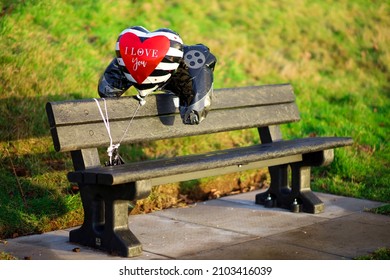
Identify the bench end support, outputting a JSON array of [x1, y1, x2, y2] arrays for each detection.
[[255, 159, 326, 214], [70, 183, 143, 257]]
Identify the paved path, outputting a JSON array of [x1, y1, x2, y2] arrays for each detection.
[[1, 190, 389, 260]]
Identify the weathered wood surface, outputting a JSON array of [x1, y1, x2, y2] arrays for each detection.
[[46, 84, 300, 152], [68, 137, 353, 185]]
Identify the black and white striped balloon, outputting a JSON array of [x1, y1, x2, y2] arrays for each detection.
[[116, 26, 183, 97]]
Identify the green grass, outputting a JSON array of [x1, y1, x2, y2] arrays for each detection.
[[0, 0, 389, 240], [0, 251, 17, 260], [355, 247, 390, 260], [368, 204, 390, 216]]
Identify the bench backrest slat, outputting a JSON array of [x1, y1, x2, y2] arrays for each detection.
[[46, 84, 300, 152]]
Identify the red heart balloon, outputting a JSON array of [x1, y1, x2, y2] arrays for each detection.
[[115, 27, 183, 96], [118, 32, 170, 84]]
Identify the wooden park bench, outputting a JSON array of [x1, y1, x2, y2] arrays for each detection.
[[45, 84, 353, 257]]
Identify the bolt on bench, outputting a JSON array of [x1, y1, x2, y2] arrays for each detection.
[[46, 84, 353, 257]]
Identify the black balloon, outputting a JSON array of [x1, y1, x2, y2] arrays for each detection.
[[98, 26, 217, 125], [163, 44, 216, 124]]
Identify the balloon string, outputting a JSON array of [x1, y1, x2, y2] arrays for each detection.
[[94, 98, 142, 165], [94, 98, 116, 165], [119, 102, 141, 144]]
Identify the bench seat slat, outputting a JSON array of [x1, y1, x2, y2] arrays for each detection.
[[68, 136, 353, 185]]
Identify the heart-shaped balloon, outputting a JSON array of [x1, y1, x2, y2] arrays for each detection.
[[116, 26, 183, 96]]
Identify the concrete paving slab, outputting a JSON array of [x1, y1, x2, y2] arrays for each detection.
[[312, 193, 386, 219], [0, 190, 388, 260], [180, 237, 346, 260], [221, 191, 385, 218], [130, 213, 256, 259], [154, 200, 328, 237], [0, 230, 125, 260], [267, 212, 390, 259]]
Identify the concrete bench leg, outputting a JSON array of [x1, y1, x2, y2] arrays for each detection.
[[255, 162, 324, 214], [69, 183, 142, 257]]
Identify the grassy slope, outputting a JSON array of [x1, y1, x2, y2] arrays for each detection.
[[0, 0, 389, 238]]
